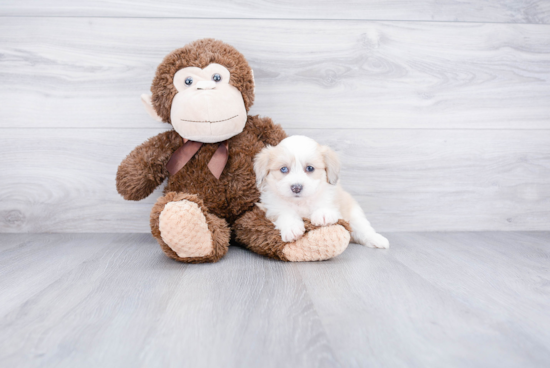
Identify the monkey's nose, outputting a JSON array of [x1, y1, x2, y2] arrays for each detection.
[[291, 184, 303, 194], [196, 81, 216, 90]]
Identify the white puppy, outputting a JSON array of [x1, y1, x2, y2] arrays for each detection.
[[254, 135, 389, 248]]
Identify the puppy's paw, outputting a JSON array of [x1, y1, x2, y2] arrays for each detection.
[[275, 215, 306, 242], [311, 209, 340, 226], [367, 233, 390, 249], [280, 222, 306, 243], [352, 231, 390, 249]]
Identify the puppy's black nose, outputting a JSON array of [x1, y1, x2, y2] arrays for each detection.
[[291, 184, 303, 194]]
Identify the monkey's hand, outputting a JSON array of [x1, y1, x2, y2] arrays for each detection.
[[116, 130, 180, 201]]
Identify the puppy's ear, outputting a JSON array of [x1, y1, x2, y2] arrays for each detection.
[[322, 145, 341, 185], [254, 146, 274, 188]]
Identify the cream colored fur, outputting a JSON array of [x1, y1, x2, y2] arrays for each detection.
[[254, 135, 389, 249], [159, 200, 213, 257], [282, 224, 350, 261]]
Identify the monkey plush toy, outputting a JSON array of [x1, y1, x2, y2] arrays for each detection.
[[116, 39, 351, 263]]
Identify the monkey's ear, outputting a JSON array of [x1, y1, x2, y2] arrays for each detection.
[[251, 69, 255, 95], [322, 145, 341, 185], [140, 94, 163, 122]]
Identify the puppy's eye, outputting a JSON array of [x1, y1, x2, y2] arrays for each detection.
[[280, 167, 289, 174], [212, 73, 222, 82], [306, 166, 315, 172], [184, 77, 193, 86]]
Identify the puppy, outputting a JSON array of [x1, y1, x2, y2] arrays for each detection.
[[254, 135, 389, 248]]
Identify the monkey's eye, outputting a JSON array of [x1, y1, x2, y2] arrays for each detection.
[[280, 167, 289, 174], [184, 77, 193, 86], [306, 166, 315, 172], [212, 73, 222, 82]]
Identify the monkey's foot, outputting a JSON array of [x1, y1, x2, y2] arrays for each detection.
[[233, 206, 351, 262], [151, 192, 230, 263], [159, 199, 213, 258], [282, 224, 350, 262]]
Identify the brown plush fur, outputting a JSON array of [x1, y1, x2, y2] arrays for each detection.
[[233, 206, 352, 261], [150, 192, 230, 263], [116, 132, 180, 201], [151, 38, 255, 124], [116, 115, 287, 221], [116, 38, 352, 263]]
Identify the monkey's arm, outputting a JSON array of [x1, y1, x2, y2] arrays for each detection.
[[248, 115, 287, 147], [116, 130, 181, 201]]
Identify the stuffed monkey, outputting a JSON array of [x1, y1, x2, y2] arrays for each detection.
[[116, 39, 351, 263]]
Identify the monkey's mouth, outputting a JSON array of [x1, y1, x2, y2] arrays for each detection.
[[180, 115, 238, 124]]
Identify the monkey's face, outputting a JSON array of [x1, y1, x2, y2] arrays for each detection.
[[169, 63, 247, 143], [144, 39, 255, 141]]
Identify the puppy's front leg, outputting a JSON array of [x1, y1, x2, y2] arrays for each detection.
[[275, 213, 305, 242], [311, 208, 341, 227]]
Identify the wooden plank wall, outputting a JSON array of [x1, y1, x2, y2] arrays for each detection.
[[1, 2, 549, 233]]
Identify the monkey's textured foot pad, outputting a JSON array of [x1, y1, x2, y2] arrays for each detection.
[[282, 225, 350, 262], [234, 206, 352, 262], [151, 192, 230, 263], [159, 200, 212, 258]]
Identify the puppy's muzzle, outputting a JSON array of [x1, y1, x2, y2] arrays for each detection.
[[291, 184, 303, 194]]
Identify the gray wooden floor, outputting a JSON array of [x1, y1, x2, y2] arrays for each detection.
[[1, 232, 549, 368]]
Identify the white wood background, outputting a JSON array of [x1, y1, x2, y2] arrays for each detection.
[[1, 2, 549, 232]]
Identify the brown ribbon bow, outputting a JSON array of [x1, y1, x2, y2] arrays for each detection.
[[166, 139, 229, 179]]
